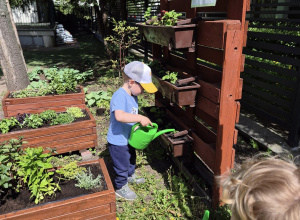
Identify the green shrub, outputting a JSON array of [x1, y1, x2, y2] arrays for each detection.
[[56, 161, 86, 180], [0, 117, 20, 133], [50, 113, 74, 125], [75, 167, 102, 190], [23, 114, 43, 129], [85, 91, 111, 107], [162, 71, 178, 84], [40, 110, 57, 121], [66, 107, 85, 118], [17, 147, 59, 204]]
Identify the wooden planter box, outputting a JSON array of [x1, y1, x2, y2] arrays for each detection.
[[143, 107, 193, 157], [0, 158, 116, 220], [2, 86, 86, 117], [153, 72, 200, 107], [0, 109, 97, 154], [136, 22, 196, 51]]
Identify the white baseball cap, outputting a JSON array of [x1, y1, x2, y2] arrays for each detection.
[[123, 61, 158, 93]]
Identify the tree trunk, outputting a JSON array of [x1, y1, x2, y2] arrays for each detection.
[[0, 0, 30, 91]]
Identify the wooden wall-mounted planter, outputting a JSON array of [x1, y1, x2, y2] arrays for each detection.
[[0, 159, 116, 220], [0, 109, 97, 154], [2, 86, 86, 117], [143, 107, 194, 157], [153, 72, 200, 107], [137, 22, 196, 51]]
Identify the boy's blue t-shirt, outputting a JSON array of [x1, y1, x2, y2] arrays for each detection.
[[107, 88, 138, 145]]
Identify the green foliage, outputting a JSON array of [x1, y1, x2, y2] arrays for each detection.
[[162, 71, 178, 84], [56, 161, 86, 180], [66, 107, 85, 118], [24, 114, 43, 129], [0, 117, 20, 134], [49, 154, 82, 167], [85, 91, 111, 107], [250, 139, 259, 149], [105, 18, 140, 76], [75, 167, 102, 190], [144, 9, 182, 26], [27, 67, 42, 81], [50, 113, 74, 125], [0, 138, 25, 192], [17, 147, 60, 204], [39, 110, 57, 121]]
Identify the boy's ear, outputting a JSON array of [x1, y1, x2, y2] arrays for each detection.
[[128, 79, 135, 85]]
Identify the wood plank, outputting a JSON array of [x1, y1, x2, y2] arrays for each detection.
[[41, 141, 95, 154], [5, 105, 87, 117], [48, 204, 112, 220], [235, 101, 241, 124], [6, 99, 86, 111], [195, 108, 218, 132], [87, 212, 116, 220], [196, 63, 222, 83], [247, 31, 300, 44], [195, 0, 227, 12], [197, 46, 223, 66], [195, 96, 219, 119], [243, 21, 249, 47], [168, 0, 197, 18], [236, 78, 243, 100], [240, 54, 245, 72], [197, 21, 226, 49], [198, 80, 220, 104], [194, 119, 216, 146], [4, 86, 85, 105]]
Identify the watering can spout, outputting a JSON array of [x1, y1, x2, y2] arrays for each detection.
[[153, 128, 175, 140]]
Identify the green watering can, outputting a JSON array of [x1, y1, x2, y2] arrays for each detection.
[[129, 123, 175, 150]]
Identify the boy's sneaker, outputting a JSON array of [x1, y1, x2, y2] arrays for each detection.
[[128, 174, 145, 184], [115, 183, 137, 200]]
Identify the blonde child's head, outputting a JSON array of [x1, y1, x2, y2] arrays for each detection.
[[218, 157, 300, 220]]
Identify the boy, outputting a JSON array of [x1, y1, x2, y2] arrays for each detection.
[[218, 157, 300, 220], [107, 61, 158, 200]]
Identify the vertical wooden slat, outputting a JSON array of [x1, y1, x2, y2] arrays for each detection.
[[212, 27, 243, 207]]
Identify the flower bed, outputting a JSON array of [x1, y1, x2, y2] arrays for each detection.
[[0, 108, 96, 154], [143, 106, 193, 157], [2, 86, 86, 117], [0, 158, 116, 219]]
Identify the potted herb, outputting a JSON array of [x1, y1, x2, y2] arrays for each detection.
[[0, 139, 115, 219], [143, 106, 194, 157], [136, 8, 197, 51], [0, 107, 97, 154], [2, 67, 90, 117], [149, 60, 200, 107]]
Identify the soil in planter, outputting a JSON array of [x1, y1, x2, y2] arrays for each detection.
[[8, 109, 91, 133], [0, 163, 108, 215], [8, 87, 82, 98]]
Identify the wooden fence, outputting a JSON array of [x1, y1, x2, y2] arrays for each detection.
[[243, 1, 300, 146]]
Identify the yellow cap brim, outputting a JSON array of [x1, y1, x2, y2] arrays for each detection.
[[140, 83, 158, 93]]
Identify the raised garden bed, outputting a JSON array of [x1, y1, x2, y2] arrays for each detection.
[[0, 109, 96, 154], [143, 106, 194, 157], [2, 86, 86, 117], [137, 21, 196, 51], [0, 158, 116, 219], [152, 70, 200, 107]]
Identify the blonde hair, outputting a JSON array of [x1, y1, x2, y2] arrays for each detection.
[[218, 157, 300, 220]]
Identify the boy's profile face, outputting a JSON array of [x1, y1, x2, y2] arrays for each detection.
[[129, 80, 143, 96]]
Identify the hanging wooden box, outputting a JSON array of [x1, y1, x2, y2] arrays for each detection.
[[152, 72, 200, 107], [136, 22, 196, 51], [2, 86, 86, 117], [0, 108, 97, 154], [0, 159, 116, 220]]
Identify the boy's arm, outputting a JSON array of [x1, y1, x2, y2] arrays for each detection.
[[115, 110, 153, 127]]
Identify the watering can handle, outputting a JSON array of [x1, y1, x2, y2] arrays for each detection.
[[132, 123, 158, 132]]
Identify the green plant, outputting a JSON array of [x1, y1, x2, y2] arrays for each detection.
[[75, 167, 102, 190], [39, 110, 58, 121], [250, 139, 258, 149], [50, 113, 74, 125], [0, 117, 20, 133], [85, 91, 111, 107], [0, 138, 25, 192], [66, 107, 85, 118], [56, 161, 86, 180], [24, 114, 43, 129], [162, 71, 178, 84], [27, 67, 42, 81], [49, 154, 82, 167], [144, 9, 182, 26], [105, 18, 140, 77], [17, 147, 60, 204]]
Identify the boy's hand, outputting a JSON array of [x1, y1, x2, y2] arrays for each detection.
[[140, 116, 153, 127]]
